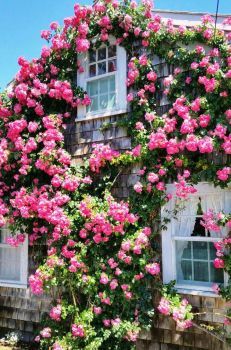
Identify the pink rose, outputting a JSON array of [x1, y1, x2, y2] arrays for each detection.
[[71, 324, 85, 337], [213, 258, 225, 269], [145, 262, 160, 275]]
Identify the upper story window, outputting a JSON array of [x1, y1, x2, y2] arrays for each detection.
[[77, 37, 127, 119], [0, 227, 28, 287], [87, 45, 117, 114], [162, 183, 230, 295]]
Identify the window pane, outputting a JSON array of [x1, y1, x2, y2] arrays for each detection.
[[99, 78, 108, 94], [108, 45, 116, 58], [0, 247, 21, 281], [98, 47, 106, 60], [181, 260, 193, 281], [109, 75, 115, 92], [193, 241, 208, 260], [209, 242, 217, 260], [210, 263, 224, 284], [108, 93, 116, 109], [0, 228, 9, 244], [88, 96, 98, 112], [89, 50, 96, 63], [181, 241, 192, 259], [108, 59, 117, 73], [99, 94, 109, 110], [89, 64, 96, 77], [98, 62, 107, 75], [194, 261, 209, 282], [87, 81, 98, 96], [0, 230, 4, 243]]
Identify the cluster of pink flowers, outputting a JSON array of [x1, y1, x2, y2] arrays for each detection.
[[89, 144, 120, 173], [5, 233, 25, 247], [0, 0, 230, 347], [200, 211, 231, 271], [71, 324, 85, 337], [200, 210, 223, 232], [216, 167, 231, 182], [29, 272, 45, 295], [158, 297, 193, 329], [49, 304, 62, 322], [40, 327, 52, 339], [145, 262, 160, 275]]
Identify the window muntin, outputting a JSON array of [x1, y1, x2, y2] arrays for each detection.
[[87, 45, 117, 114], [0, 227, 28, 286]]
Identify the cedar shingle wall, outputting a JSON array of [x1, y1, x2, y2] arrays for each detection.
[[0, 286, 51, 341]]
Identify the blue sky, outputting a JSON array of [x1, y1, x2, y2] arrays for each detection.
[[0, 0, 230, 91]]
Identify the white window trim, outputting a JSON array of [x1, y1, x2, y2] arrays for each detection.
[[161, 182, 230, 296], [77, 36, 127, 120], [0, 232, 28, 288]]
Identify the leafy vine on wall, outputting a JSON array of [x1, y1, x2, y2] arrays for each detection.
[[0, 1, 230, 349]]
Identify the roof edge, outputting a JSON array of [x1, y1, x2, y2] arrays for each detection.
[[153, 9, 231, 17]]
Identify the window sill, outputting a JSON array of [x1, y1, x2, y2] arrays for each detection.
[[176, 287, 221, 298], [76, 109, 127, 122], [0, 282, 28, 289]]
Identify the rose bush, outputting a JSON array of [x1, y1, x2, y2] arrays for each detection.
[[0, 0, 230, 348]]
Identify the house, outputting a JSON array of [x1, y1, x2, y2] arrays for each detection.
[[0, 8, 230, 350]]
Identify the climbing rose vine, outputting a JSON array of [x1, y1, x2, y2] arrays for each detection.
[[0, 0, 230, 348]]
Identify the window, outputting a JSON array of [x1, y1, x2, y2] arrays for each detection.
[[77, 37, 127, 119], [87, 45, 117, 113], [162, 183, 230, 294], [0, 227, 28, 287]]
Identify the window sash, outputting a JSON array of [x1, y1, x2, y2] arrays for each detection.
[[173, 236, 220, 242], [86, 71, 116, 83], [87, 46, 117, 78], [87, 75, 116, 114], [175, 240, 224, 285]]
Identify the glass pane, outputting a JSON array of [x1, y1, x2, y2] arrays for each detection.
[[89, 50, 96, 63], [98, 47, 106, 60], [108, 45, 116, 58], [88, 96, 98, 112], [193, 241, 208, 260], [108, 93, 116, 109], [87, 81, 98, 96], [0, 228, 8, 244], [108, 60, 117, 72], [180, 260, 193, 281], [181, 242, 191, 259], [98, 62, 106, 75], [0, 247, 21, 281], [0, 230, 3, 243], [194, 261, 209, 282], [99, 78, 108, 94], [209, 242, 217, 260], [99, 94, 109, 110], [89, 64, 96, 77], [109, 75, 115, 92], [210, 263, 224, 284]]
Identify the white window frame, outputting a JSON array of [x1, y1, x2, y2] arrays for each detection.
[[161, 182, 230, 296], [0, 227, 28, 288], [77, 36, 127, 120]]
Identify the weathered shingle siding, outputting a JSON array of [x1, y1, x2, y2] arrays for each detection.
[[65, 114, 131, 160], [0, 286, 51, 341]]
